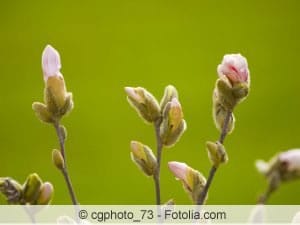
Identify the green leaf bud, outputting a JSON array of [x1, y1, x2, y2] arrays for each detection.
[[52, 149, 65, 170]]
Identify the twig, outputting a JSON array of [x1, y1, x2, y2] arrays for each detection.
[[197, 111, 232, 205], [153, 118, 163, 205], [257, 173, 279, 204], [54, 122, 78, 205]]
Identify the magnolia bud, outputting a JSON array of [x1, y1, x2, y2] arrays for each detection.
[[22, 173, 43, 204], [160, 85, 178, 112], [41, 45, 73, 119], [32, 102, 54, 123], [217, 53, 250, 86], [206, 141, 228, 167], [160, 98, 186, 147], [256, 149, 300, 195], [130, 141, 157, 176], [215, 53, 250, 111], [36, 182, 54, 205], [125, 87, 161, 123], [168, 162, 206, 204], [52, 149, 65, 170]]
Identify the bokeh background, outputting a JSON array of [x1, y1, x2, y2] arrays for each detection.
[[1, 0, 300, 204]]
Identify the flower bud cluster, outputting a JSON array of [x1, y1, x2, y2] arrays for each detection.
[[0, 174, 53, 205]]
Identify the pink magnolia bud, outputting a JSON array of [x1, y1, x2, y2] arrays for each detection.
[[278, 149, 300, 172], [42, 45, 62, 81], [217, 53, 249, 84], [168, 161, 206, 203]]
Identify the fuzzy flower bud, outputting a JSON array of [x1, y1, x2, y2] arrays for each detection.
[[125, 87, 161, 123], [213, 54, 250, 113], [160, 98, 186, 147], [36, 182, 54, 205], [130, 141, 157, 176], [168, 161, 206, 203], [217, 53, 250, 85]]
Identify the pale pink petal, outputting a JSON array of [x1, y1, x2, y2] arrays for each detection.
[[217, 53, 249, 84], [168, 161, 188, 181], [42, 45, 61, 81]]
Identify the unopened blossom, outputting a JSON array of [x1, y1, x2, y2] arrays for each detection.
[[42, 45, 62, 81], [168, 161, 206, 203], [255, 149, 300, 181], [130, 141, 157, 176], [217, 53, 249, 85], [160, 98, 186, 147], [124, 87, 161, 123]]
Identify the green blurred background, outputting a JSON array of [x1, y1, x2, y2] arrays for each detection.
[[1, 0, 300, 204]]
